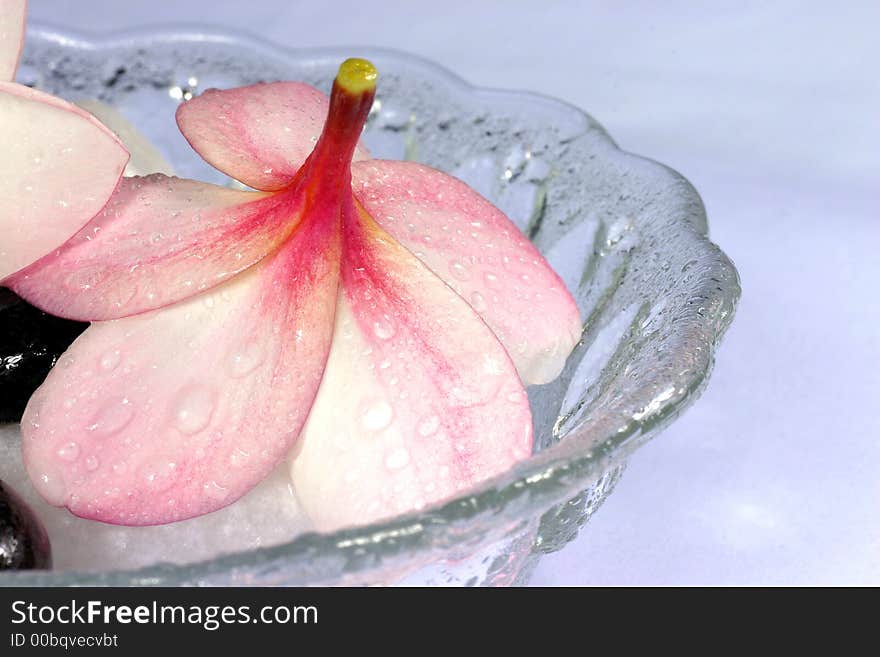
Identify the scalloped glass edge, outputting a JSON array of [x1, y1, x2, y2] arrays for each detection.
[[2, 24, 740, 586]]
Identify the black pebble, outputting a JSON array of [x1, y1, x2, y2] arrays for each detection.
[[0, 480, 52, 570], [0, 288, 87, 423]]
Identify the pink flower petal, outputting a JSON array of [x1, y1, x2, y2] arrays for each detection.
[[0, 81, 128, 280], [8, 175, 305, 320], [352, 160, 582, 384], [20, 213, 341, 525], [290, 209, 533, 531], [176, 82, 369, 192], [0, 0, 25, 81]]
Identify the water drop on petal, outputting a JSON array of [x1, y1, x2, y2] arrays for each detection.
[[99, 350, 121, 371], [203, 480, 230, 501], [226, 342, 264, 378], [140, 459, 177, 492], [171, 385, 216, 435], [384, 448, 410, 470], [56, 442, 80, 462], [417, 414, 440, 437], [89, 398, 134, 437], [469, 291, 487, 313], [373, 318, 396, 340], [361, 400, 393, 431], [448, 260, 471, 281], [229, 448, 251, 468]]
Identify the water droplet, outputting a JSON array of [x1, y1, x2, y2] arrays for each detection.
[[202, 295, 215, 309], [85, 455, 100, 471], [448, 260, 471, 281], [470, 291, 487, 313], [58, 442, 79, 463], [203, 480, 229, 501], [450, 368, 503, 406], [226, 342, 264, 378], [141, 460, 177, 492], [361, 400, 393, 431], [99, 350, 121, 371], [385, 448, 410, 470], [229, 448, 250, 468], [483, 271, 500, 289], [89, 398, 134, 436], [417, 415, 440, 437], [65, 267, 103, 291], [57, 442, 80, 462], [171, 385, 216, 435], [373, 318, 396, 340]]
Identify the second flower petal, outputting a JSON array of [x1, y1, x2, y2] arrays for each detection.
[[176, 82, 369, 192], [8, 175, 304, 320], [20, 213, 341, 525], [352, 160, 582, 384], [290, 208, 533, 531]]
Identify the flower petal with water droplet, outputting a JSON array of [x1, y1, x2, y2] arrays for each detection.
[[290, 208, 532, 531], [0, 81, 128, 281], [8, 175, 305, 320], [21, 213, 341, 525], [352, 160, 582, 384], [176, 82, 369, 192]]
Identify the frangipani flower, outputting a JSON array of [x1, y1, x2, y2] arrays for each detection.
[[0, 0, 128, 281], [9, 58, 582, 529]]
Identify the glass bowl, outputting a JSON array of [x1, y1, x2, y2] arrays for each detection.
[[2, 24, 739, 586]]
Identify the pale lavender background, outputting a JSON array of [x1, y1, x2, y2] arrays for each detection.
[[26, 0, 880, 585]]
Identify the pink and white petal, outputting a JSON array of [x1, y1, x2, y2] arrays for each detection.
[[20, 214, 341, 525], [0, 0, 26, 81], [352, 160, 582, 384], [176, 82, 369, 192], [290, 212, 532, 531], [8, 175, 303, 321], [0, 82, 128, 281]]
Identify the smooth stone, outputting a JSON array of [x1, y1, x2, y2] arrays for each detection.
[[0, 479, 52, 570], [0, 289, 87, 423]]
